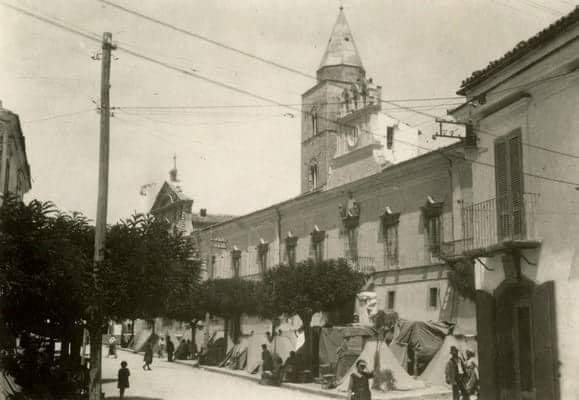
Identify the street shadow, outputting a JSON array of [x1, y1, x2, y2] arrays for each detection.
[[101, 378, 117, 384]]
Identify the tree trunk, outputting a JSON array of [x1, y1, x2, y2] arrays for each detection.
[[300, 313, 313, 370], [232, 314, 241, 344], [61, 335, 70, 361], [190, 320, 198, 355], [70, 326, 83, 365], [88, 327, 102, 400]]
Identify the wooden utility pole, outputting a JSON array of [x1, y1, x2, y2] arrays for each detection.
[[89, 31, 114, 400]]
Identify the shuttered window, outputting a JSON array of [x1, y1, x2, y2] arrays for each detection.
[[494, 129, 525, 240]]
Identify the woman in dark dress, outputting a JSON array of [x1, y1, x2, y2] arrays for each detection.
[[142, 342, 153, 370], [347, 360, 374, 400]]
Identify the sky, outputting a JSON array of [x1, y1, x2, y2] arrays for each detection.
[[0, 0, 576, 223]]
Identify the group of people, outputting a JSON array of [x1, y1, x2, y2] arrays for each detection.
[[259, 345, 301, 386], [445, 347, 479, 400]]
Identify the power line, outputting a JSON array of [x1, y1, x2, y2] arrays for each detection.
[[22, 109, 95, 123], [98, 0, 316, 81], [5, 2, 578, 188]]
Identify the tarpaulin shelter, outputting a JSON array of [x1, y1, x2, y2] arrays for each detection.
[[128, 328, 151, 352], [420, 334, 477, 387], [336, 340, 426, 392], [389, 320, 448, 375], [319, 326, 375, 380], [271, 331, 298, 363], [245, 333, 271, 374], [0, 371, 21, 400], [219, 342, 248, 370]]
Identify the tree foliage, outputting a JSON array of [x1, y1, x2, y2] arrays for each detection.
[[259, 258, 366, 322], [202, 278, 260, 319]]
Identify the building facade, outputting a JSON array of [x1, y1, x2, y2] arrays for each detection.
[[0, 103, 32, 204], [195, 8, 476, 347], [446, 7, 579, 400]]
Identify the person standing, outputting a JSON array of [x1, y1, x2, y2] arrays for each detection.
[[143, 341, 153, 371], [166, 336, 174, 362], [261, 344, 273, 373], [107, 336, 117, 359], [445, 346, 470, 400], [347, 360, 373, 400], [117, 361, 130, 399]]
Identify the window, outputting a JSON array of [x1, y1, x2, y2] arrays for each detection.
[[231, 249, 241, 278], [3, 160, 10, 195], [384, 224, 399, 269], [257, 242, 269, 274], [387, 291, 396, 310], [386, 126, 394, 150], [495, 129, 525, 240], [422, 198, 444, 259], [285, 237, 297, 266], [426, 214, 442, 257], [344, 227, 358, 261], [209, 255, 216, 279], [428, 287, 439, 309], [310, 164, 318, 190], [310, 107, 318, 135], [381, 208, 400, 269], [311, 228, 325, 264]]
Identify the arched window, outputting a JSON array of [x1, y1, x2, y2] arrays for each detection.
[[309, 163, 318, 190], [310, 106, 318, 135]]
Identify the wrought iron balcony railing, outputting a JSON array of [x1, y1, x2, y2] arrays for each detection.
[[346, 255, 376, 274], [442, 193, 540, 258]]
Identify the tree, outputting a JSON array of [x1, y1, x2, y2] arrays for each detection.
[[0, 197, 200, 398], [202, 278, 260, 343], [259, 258, 366, 369]]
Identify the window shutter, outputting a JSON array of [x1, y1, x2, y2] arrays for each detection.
[[476, 290, 498, 400], [508, 133, 524, 237], [532, 281, 560, 400], [494, 139, 509, 240]]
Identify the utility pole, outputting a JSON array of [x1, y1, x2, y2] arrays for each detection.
[[89, 31, 114, 400]]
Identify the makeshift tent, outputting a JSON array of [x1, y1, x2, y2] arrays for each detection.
[[420, 334, 477, 387], [271, 332, 297, 363], [0, 371, 22, 400], [336, 340, 425, 392], [245, 333, 270, 374], [318, 326, 375, 380], [219, 342, 248, 370], [129, 328, 153, 352], [390, 320, 448, 375]]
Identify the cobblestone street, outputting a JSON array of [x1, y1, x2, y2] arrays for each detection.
[[101, 349, 330, 400]]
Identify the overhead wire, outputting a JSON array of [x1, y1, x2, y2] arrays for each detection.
[[4, 1, 578, 188]]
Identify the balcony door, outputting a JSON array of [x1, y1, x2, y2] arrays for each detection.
[[495, 129, 525, 241]]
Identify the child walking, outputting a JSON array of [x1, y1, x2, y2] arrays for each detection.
[[118, 361, 130, 399]]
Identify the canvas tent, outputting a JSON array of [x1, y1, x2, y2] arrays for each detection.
[[219, 342, 248, 370], [420, 334, 477, 387], [389, 320, 448, 375], [319, 326, 375, 380], [0, 372, 21, 400], [128, 329, 158, 352], [271, 331, 297, 363], [245, 333, 271, 374], [337, 340, 425, 392]]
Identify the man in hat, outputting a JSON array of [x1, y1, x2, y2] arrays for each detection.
[[445, 346, 469, 400]]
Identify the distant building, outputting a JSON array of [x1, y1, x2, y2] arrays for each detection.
[[0, 102, 32, 204], [446, 7, 579, 400], [148, 159, 234, 234], [194, 8, 475, 348]]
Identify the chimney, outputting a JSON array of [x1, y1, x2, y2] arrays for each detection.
[[200, 208, 207, 217]]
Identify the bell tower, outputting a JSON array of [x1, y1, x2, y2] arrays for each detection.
[[301, 7, 366, 193]]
